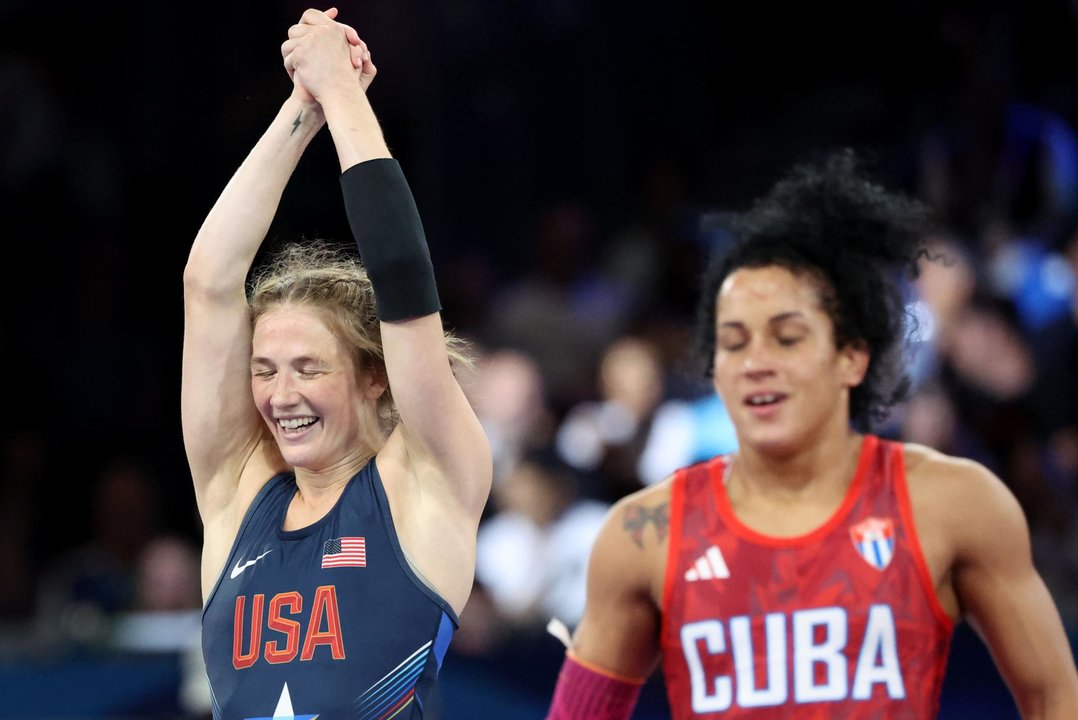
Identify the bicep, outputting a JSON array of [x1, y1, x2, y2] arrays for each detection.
[[954, 472, 1078, 715], [181, 293, 274, 515], [571, 513, 663, 680], [380, 314, 491, 514]]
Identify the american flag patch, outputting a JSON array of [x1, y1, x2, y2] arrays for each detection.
[[322, 537, 366, 568]]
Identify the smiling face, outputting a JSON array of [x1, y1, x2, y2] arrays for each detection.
[[251, 304, 383, 472], [712, 265, 868, 456]]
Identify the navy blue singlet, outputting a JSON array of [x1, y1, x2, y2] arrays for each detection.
[[202, 459, 457, 720]]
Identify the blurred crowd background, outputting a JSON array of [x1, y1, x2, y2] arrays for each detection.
[[2, 0, 1078, 717]]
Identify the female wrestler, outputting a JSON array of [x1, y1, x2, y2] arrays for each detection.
[[547, 154, 1078, 719], [182, 9, 490, 718]]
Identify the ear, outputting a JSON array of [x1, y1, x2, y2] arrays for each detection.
[[838, 340, 870, 389], [358, 366, 388, 401]]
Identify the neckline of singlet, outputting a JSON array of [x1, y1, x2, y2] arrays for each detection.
[[711, 434, 878, 549], [275, 460, 373, 540]]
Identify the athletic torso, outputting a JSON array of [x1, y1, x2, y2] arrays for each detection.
[[659, 435, 953, 719], [202, 459, 457, 720]]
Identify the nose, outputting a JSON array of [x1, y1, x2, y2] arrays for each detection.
[[741, 341, 776, 380], [269, 372, 300, 409]]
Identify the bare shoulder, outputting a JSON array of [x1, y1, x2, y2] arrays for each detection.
[[903, 442, 1014, 506], [588, 478, 675, 601], [902, 442, 1028, 554], [571, 479, 673, 678], [613, 478, 674, 549]]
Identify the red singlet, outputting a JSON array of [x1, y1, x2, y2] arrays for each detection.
[[660, 435, 953, 719]]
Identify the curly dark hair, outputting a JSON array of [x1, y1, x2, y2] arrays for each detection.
[[696, 151, 929, 430]]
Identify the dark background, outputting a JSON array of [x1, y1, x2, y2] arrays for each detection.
[[4, 0, 1074, 555], [2, 0, 1078, 717]]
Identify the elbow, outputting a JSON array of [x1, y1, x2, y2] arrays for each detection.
[[183, 254, 240, 304], [1014, 677, 1078, 720], [182, 261, 217, 301], [182, 248, 211, 291], [182, 259, 204, 293]]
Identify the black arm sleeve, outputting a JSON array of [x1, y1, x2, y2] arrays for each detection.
[[340, 158, 441, 321]]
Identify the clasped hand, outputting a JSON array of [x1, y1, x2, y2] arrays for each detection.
[[281, 7, 377, 104]]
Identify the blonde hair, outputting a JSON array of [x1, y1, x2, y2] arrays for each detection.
[[248, 241, 469, 433]]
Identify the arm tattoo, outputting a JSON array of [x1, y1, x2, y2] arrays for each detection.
[[622, 502, 669, 549], [291, 111, 303, 136]]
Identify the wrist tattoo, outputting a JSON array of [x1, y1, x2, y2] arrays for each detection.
[[291, 111, 303, 136], [623, 502, 669, 549]]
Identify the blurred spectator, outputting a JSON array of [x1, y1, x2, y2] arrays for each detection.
[[476, 448, 608, 629], [556, 336, 665, 501], [988, 234, 1076, 333], [907, 230, 1078, 622], [472, 349, 555, 485], [1031, 223, 1078, 473], [638, 394, 739, 486], [111, 536, 202, 654], [942, 300, 1036, 404], [902, 385, 960, 452], [486, 203, 630, 410], [131, 536, 208, 718], [133, 537, 201, 613], [1029, 229, 1078, 624], [936, 299, 1071, 564], [34, 457, 159, 648], [902, 238, 978, 397]]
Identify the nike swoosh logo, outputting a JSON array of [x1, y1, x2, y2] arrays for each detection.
[[230, 549, 273, 579]]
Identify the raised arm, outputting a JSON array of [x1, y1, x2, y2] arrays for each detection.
[[183, 8, 367, 594], [283, 12, 492, 518], [182, 94, 321, 510], [944, 460, 1078, 718]]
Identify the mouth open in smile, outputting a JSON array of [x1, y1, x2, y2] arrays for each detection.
[[277, 416, 320, 437], [743, 392, 788, 416]]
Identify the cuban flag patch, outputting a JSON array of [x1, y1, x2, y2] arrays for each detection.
[[849, 516, 896, 571]]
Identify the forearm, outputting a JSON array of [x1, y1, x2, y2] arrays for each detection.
[[319, 83, 391, 171], [185, 96, 325, 296]]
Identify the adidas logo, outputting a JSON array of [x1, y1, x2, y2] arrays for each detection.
[[685, 545, 730, 582]]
